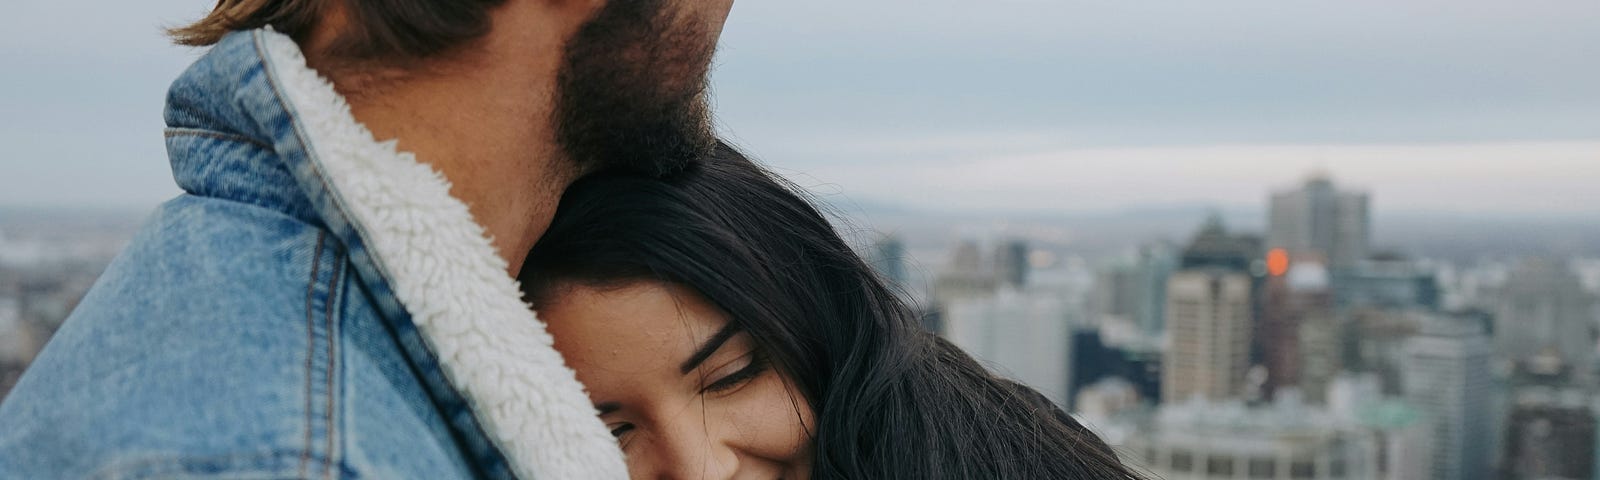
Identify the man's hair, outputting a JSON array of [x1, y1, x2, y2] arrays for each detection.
[[168, 0, 506, 63]]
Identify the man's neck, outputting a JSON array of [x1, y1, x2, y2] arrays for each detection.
[[324, 56, 572, 276]]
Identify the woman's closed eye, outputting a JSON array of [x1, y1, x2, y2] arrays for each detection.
[[609, 422, 635, 439], [703, 350, 770, 395], [597, 350, 770, 442]]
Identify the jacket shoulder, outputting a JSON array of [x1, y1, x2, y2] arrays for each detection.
[[0, 196, 346, 478]]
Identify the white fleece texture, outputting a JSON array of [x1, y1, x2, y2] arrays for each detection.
[[256, 29, 628, 479]]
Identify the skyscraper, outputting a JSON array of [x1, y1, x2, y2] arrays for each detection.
[[1494, 258, 1597, 377], [866, 234, 909, 287], [1267, 173, 1370, 269], [1135, 243, 1180, 336], [1181, 214, 1262, 272], [944, 288, 1072, 403], [1164, 269, 1254, 403], [932, 240, 997, 336], [1502, 387, 1596, 479], [993, 239, 1030, 288], [1402, 316, 1493, 480], [1093, 242, 1179, 337], [1259, 254, 1342, 403]]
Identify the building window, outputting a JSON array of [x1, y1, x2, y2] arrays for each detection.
[[1248, 457, 1275, 479], [1171, 450, 1194, 472], [1291, 459, 1316, 479], [1207, 456, 1235, 476]]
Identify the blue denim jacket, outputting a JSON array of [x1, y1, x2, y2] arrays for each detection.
[[0, 29, 624, 480]]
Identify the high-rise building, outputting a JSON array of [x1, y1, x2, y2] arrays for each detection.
[[1494, 258, 1596, 377], [865, 234, 909, 288], [1164, 269, 1254, 403], [1501, 387, 1596, 480], [1402, 316, 1493, 480], [1093, 242, 1179, 336], [1260, 255, 1342, 403], [1495, 351, 1597, 480], [1181, 214, 1263, 272], [931, 240, 997, 336], [1345, 308, 1425, 395], [1267, 173, 1370, 269], [944, 288, 1071, 403], [1134, 243, 1180, 335], [1093, 258, 1140, 323], [993, 239, 1029, 288]]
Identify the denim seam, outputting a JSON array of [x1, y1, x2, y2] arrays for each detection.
[[164, 128, 274, 151], [300, 231, 326, 479], [323, 254, 344, 480]]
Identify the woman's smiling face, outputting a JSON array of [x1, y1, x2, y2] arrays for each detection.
[[538, 281, 814, 480]]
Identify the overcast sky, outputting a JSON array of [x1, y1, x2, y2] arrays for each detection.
[[3, 0, 1597, 215]]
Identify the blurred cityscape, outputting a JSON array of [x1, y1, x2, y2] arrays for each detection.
[[0, 208, 144, 397], [852, 172, 1600, 480], [5, 172, 1600, 480]]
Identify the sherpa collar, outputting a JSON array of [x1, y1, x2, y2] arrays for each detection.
[[251, 28, 627, 479]]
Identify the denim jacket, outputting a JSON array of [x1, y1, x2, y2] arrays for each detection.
[[0, 29, 626, 480]]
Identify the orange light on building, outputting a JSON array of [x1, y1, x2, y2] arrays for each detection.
[[1266, 248, 1290, 277]]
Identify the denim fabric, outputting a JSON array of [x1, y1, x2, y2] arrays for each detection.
[[0, 31, 513, 480]]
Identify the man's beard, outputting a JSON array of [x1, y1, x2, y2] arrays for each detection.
[[554, 0, 718, 177]]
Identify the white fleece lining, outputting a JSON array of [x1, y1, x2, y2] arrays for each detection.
[[257, 30, 628, 479]]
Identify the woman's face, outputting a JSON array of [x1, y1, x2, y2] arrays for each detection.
[[538, 281, 814, 479]]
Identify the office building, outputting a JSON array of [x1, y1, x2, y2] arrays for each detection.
[[1164, 269, 1254, 403], [993, 239, 1030, 288], [944, 287, 1072, 403], [865, 234, 909, 288], [1267, 173, 1370, 269], [1402, 316, 1493, 480], [1121, 397, 1380, 479], [1494, 258, 1596, 377]]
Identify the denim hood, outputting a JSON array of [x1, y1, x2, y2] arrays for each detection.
[[165, 28, 627, 479]]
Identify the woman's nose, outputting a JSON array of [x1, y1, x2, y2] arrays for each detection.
[[635, 410, 741, 480]]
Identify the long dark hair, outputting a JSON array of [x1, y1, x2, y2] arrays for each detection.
[[520, 142, 1143, 479]]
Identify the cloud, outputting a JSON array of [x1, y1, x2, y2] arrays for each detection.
[[714, 0, 1600, 143], [2, 0, 1597, 212], [787, 140, 1600, 215]]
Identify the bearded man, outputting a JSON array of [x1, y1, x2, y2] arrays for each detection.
[[0, 1, 735, 478]]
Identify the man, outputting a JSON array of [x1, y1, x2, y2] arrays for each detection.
[[0, 0, 734, 478]]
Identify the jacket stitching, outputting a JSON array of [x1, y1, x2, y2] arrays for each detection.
[[324, 255, 344, 480], [301, 231, 326, 479], [164, 128, 274, 151]]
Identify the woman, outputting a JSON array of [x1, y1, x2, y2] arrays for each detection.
[[520, 142, 1144, 479]]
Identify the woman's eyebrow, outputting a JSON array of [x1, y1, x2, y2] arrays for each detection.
[[595, 401, 622, 415], [680, 323, 741, 375]]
